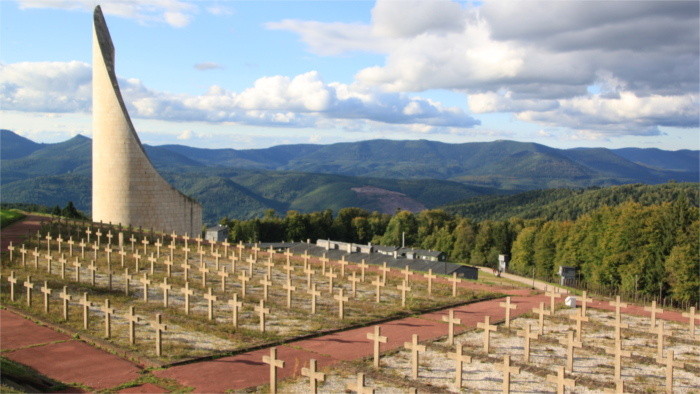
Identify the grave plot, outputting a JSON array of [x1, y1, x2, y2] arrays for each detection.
[[275, 307, 700, 393], [0, 223, 501, 362]]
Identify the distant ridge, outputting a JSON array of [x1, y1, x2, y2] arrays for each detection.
[[1, 129, 697, 221]]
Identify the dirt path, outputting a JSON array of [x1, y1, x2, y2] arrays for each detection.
[[1, 214, 48, 252]]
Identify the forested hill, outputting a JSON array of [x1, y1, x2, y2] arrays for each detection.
[[440, 183, 700, 221]]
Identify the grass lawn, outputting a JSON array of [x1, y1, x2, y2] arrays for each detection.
[[0, 209, 25, 229]]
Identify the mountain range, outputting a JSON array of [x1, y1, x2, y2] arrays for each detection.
[[1, 129, 697, 223]]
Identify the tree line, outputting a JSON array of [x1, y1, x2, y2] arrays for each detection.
[[220, 195, 698, 305]]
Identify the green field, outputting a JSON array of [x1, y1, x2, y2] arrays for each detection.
[[0, 209, 25, 229]]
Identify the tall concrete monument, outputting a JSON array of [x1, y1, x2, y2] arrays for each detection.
[[92, 6, 202, 236]]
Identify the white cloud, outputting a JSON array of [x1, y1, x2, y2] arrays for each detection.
[[194, 62, 224, 71], [270, 0, 698, 137], [17, 0, 197, 28], [0, 61, 478, 130]]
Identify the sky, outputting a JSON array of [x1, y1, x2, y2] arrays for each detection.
[[1, 0, 698, 150]]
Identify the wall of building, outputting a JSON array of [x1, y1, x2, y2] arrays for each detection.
[[92, 6, 202, 236]]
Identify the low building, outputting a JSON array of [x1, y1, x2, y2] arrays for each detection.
[[205, 225, 229, 243]]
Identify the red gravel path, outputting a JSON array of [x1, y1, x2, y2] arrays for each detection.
[[1, 214, 48, 252]]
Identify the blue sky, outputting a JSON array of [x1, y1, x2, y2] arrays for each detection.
[[1, 0, 698, 150]]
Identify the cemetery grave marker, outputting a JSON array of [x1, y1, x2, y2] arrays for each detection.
[[644, 301, 664, 329], [325, 268, 337, 294], [516, 323, 539, 363], [218, 269, 229, 292], [682, 307, 698, 338], [308, 282, 320, 314], [160, 278, 172, 307], [441, 309, 461, 345], [397, 280, 411, 307], [568, 308, 589, 342], [19, 244, 27, 267], [372, 276, 384, 303], [150, 314, 167, 357], [283, 278, 296, 308], [40, 281, 52, 313], [605, 339, 631, 381], [78, 240, 86, 259], [23, 276, 34, 307], [404, 334, 426, 379], [477, 315, 497, 353], [424, 269, 436, 295], [101, 299, 115, 338], [449, 273, 461, 297], [79, 292, 92, 329], [367, 325, 387, 369], [140, 274, 152, 302], [228, 294, 242, 327], [59, 286, 71, 321], [335, 288, 348, 319], [654, 321, 667, 359], [559, 330, 582, 372], [447, 343, 472, 389], [199, 263, 210, 287], [349, 271, 359, 298], [499, 296, 517, 328], [7, 271, 17, 301], [181, 261, 192, 282], [379, 262, 390, 284], [546, 366, 575, 394], [347, 373, 373, 394], [401, 266, 412, 284], [239, 270, 250, 298], [256, 299, 270, 332], [262, 347, 285, 394], [545, 288, 562, 314], [358, 259, 368, 282], [656, 350, 684, 394], [32, 247, 40, 269], [495, 355, 520, 394], [45, 254, 53, 274], [147, 253, 157, 275], [304, 265, 315, 290], [58, 254, 67, 279], [260, 275, 272, 301], [532, 302, 551, 334], [164, 258, 173, 277], [301, 359, 325, 394], [204, 287, 218, 320], [125, 306, 140, 344]]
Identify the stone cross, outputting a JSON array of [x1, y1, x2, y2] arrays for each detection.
[[7, 242, 15, 261], [609, 295, 627, 320], [263, 347, 285, 394], [104, 246, 113, 269], [59, 286, 71, 321], [397, 280, 411, 307], [304, 266, 315, 290], [58, 254, 67, 279], [319, 254, 329, 275], [198, 249, 207, 267], [449, 273, 461, 297], [229, 254, 238, 273], [301, 359, 325, 394], [516, 323, 539, 363], [123, 268, 133, 296], [217, 269, 229, 292], [607, 314, 629, 345], [335, 288, 348, 319], [204, 287, 218, 320], [283, 278, 296, 308], [308, 282, 320, 314], [237, 241, 245, 260], [23, 276, 34, 307], [442, 309, 461, 345], [605, 339, 631, 381], [283, 259, 294, 282], [140, 274, 151, 302], [56, 235, 64, 253], [546, 366, 575, 394], [654, 320, 667, 359], [154, 238, 162, 258], [656, 350, 684, 394], [532, 302, 551, 334], [682, 307, 699, 338], [545, 288, 562, 314], [125, 306, 140, 345], [251, 243, 261, 260], [101, 299, 115, 339], [579, 291, 593, 316], [246, 256, 255, 273], [495, 355, 520, 394], [92, 242, 99, 260], [256, 299, 269, 332], [404, 334, 426, 379], [141, 237, 150, 254], [372, 277, 384, 303], [181, 282, 194, 315], [477, 315, 497, 353], [260, 275, 272, 301], [199, 263, 210, 287], [40, 281, 52, 313], [168, 240, 176, 261], [559, 330, 582, 372], [349, 271, 360, 298], [66, 238, 74, 257], [19, 244, 27, 266], [228, 294, 242, 327], [7, 271, 17, 301], [347, 373, 373, 394], [85, 227, 92, 243], [499, 297, 517, 328], [45, 233, 53, 252], [211, 250, 222, 271], [238, 270, 250, 298], [147, 253, 157, 275], [367, 325, 387, 369], [643, 301, 664, 329], [45, 254, 53, 274], [132, 252, 142, 271], [401, 265, 412, 284], [95, 229, 103, 246], [337, 258, 348, 278], [358, 259, 368, 282], [79, 292, 92, 329], [182, 245, 191, 265], [150, 314, 167, 357], [325, 268, 337, 294], [222, 240, 230, 257], [160, 278, 172, 307], [447, 342, 472, 389], [379, 262, 391, 284], [424, 269, 437, 295], [32, 247, 40, 269], [106, 230, 113, 246], [119, 248, 127, 268], [568, 308, 589, 342], [160, 258, 172, 277]]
